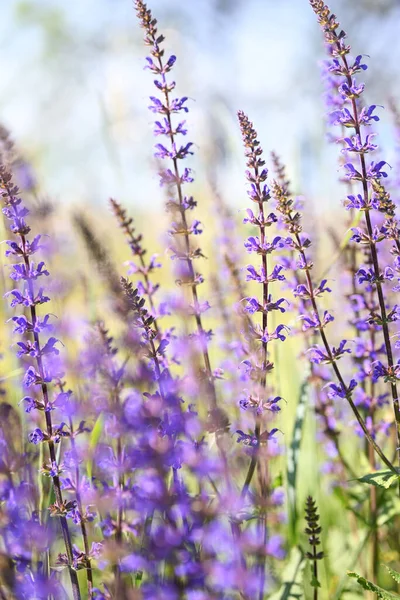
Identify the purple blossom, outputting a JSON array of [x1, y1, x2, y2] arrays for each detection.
[[244, 235, 288, 255], [29, 428, 45, 445], [326, 379, 357, 399]]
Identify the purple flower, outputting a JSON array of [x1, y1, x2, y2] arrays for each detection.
[[342, 134, 377, 154], [23, 366, 42, 387], [259, 324, 289, 343], [266, 534, 286, 560], [326, 379, 357, 400], [1, 162, 82, 594], [29, 428, 45, 445], [300, 310, 334, 331], [338, 78, 365, 99], [20, 396, 37, 413], [244, 235, 288, 255], [244, 297, 260, 314], [236, 428, 279, 447]]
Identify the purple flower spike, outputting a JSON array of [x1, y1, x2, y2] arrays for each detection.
[[310, 0, 400, 473], [136, 0, 220, 416], [0, 163, 82, 596]]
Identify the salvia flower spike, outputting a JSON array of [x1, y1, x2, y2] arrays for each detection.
[[271, 154, 355, 480], [237, 111, 288, 599], [310, 0, 400, 475], [134, 0, 221, 417], [272, 177, 395, 473], [237, 111, 287, 492], [0, 164, 82, 600]]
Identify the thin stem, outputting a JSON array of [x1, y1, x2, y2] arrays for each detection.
[[114, 435, 124, 597], [367, 293, 379, 583], [67, 407, 94, 599], [96, 326, 125, 596], [258, 512, 268, 600], [241, 455, 258, 500], [368, 427, 378, 582], [253, 154, 270, 600], [35, 333, 81, 599], [313, 554, 319, 600]]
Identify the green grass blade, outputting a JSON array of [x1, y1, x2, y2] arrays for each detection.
[[347, 571, 400, 599], [287, 371, 310, 544], [357, 470, 400, 490], [87, 413, 104, 481], [332, 529, 371, 600], [269, 547, 306, 600]]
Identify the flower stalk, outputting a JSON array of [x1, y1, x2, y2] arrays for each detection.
[[0, 165, 82, 599], [305, 496, 324, 600], [310, 0, 400, 478]]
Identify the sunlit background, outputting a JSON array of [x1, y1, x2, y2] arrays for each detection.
[[1, 0, 400, 215]]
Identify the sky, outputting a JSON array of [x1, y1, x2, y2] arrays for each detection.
[[0, 0, 400, 216]]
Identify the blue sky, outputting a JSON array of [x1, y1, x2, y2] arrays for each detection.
[[0, 0, 399, 215]]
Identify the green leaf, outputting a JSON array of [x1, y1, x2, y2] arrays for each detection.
[[357, 470, 400, 490], [385, 565, 400, 584], [287, 372, 310, 543], [347, 572, 400, 599], [333, 485, 369, 526], [269, 547, 306, 600], [87, 413, 104, 481], [378, 496, 400, 527], [332, 530, 371, 600], [310, 573, 321, 588]]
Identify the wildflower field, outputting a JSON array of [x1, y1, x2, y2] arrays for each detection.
[[1, 0, 400, 598]]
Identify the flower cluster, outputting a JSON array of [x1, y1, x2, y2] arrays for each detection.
[[310, 0, 400, 466], [237, 111, 288, 429], [135, 0, 222, 420], [272, 167, 393, 473]]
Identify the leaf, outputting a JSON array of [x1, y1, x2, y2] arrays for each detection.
[[269, 547, 306, 600], [385, 565, 400, 584], [347, 572, 400, 599], [378, 496, 400, 527], [310, 573, 321, 588], [332, 530, 371, 600], [287, 372, 310, 543], [358, 470, 400, 490], [87, 413, 104, 481], [333, 485, 369, 526]]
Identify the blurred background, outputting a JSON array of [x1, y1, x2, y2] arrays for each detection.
[[0, 0, 400, 216]]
